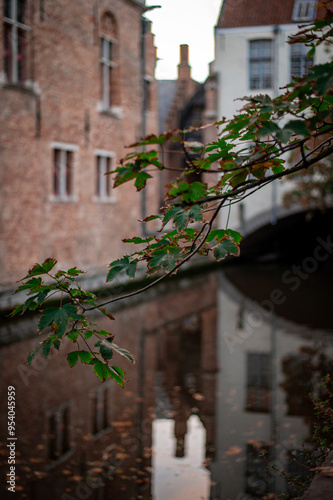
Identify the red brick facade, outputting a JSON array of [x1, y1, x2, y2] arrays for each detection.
[[0, 0, 158, 289]]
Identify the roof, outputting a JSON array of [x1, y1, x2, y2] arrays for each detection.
[[217, 0, 324, 28]]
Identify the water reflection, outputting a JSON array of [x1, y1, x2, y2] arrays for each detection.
[[0, 265, 332, 499]]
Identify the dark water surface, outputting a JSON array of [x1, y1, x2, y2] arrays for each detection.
[[0, 263, 332, 500]]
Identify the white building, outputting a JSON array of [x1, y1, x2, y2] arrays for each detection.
[[212, 0, 331, 232]]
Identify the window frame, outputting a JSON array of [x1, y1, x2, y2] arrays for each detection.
[[51, 142, 78, 202], [3, 0, 30, 84], [94, 149, 116, 202], [292, 0, 317, 22], [249, 39, 273, 91], [100, 35, 118, 110], [290, 43, 313, 80]]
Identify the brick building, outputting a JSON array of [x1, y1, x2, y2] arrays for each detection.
[[0, 0, 159, 290], [158, 44, 218, 195]]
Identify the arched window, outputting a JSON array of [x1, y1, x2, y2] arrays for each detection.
[[100, 12, 119, 110]]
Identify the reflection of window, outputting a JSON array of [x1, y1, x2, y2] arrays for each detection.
[[246, 444, 271, 497], [48, 403, 71, 461], [246, 352, 271, 412], [3, 0, 29, 84], [93, 385, 109, 435], [291, 44, 313, 79], [52, 143, 77, 199], [249, 40, 273, 90], [292, 1, 316, 22], [95, 151, 114, 200]]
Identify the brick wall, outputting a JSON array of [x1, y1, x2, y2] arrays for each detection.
[[0, 0, 159, 288]]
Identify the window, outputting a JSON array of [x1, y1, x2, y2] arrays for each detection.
[[100, 37, 117, 108], [290, 43, 313, 79], [246, 352, 271, 412], [249, 40, 273, 90], [99, 12, 119, 110], [3, 0, 29, 84], [292, 1, 316, 22], [92, 385, 109, 435], [95, 150, 115, 200], [48, 403, 71, 461], [52, 143, 78, 200]]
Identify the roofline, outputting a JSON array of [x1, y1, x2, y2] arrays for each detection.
[[215, 23, 301, 35]]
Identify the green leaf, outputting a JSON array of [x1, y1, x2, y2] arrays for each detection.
[[206, 229, 227, 243], [109, 366, 126, 387], [23, 258, 57, 279], [182, 182, 207, 203], [78, 351, 93, 363], [95, 339, 114, 361], [106, 256, 137, 282], [90, 359, 113, 383], [27, 345, 42, 365], [284, 120, 311, 137], [123, 236, 154, 244], [212, 238, 240, 261], [42, 338, 53, 357], [39, 303, 84, 339], [272, 164, 285, 175], [15, 277, 43, 294], [134, 171, 152, 191], [67, 330, 80, 342], [148, 247, 183, 274], [108, 342, 135, 363], [67, 351, 79, 367]]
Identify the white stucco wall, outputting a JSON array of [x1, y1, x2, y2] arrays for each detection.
[[212, 23, 332, 232]]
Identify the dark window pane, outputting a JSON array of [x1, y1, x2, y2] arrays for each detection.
[[66, 151, 73, 196], [17, 0, 25, 23], [4, 0, 11, 18], [53, 149, 60, 195]]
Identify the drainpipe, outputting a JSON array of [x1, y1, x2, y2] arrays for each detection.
[[141, 6, 161, 237], [271, 25, 280, 226]]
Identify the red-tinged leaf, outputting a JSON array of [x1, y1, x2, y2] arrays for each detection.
[[23, 258, 57, 280], [212, 238, 240, 261], [134, 172, 152, 191]]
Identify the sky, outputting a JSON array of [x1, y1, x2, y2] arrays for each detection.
[[145, 0, 222, 83]]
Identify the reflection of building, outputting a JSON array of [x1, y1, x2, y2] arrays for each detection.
[[0, 0, 158, 290], [209, 268, 333, 499], [0, 269, 218, 499]]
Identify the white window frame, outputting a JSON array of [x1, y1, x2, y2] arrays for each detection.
[[94, 149, 116, 202], [249, 39, 273, 90], [292, 1, 316, 22], [3, 0, 30, 84], [50, 142, 78, 202], [290, 43, 313, 80], [100, 36, 117, 110]]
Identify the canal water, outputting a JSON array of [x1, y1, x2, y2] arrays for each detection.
[[0, 262, 332, 500]]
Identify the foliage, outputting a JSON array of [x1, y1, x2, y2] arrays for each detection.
[[11, 261, 133, 386], [12, 13, 333, 384]]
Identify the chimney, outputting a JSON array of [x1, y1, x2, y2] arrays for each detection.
[[177, 44, 191, 82]]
